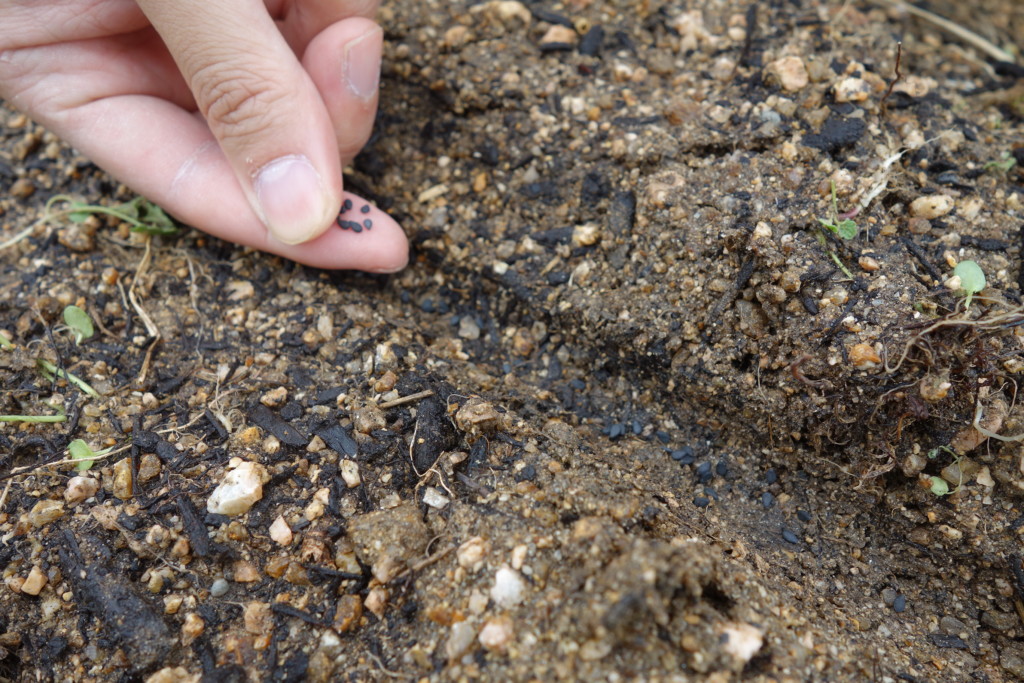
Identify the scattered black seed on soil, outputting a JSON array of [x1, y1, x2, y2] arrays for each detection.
[[761, 492, 774, 509], [363, 219, 373, 229], [715, 460, 728, 477], [671, 446, 694, 462], [893, 595, 907, 613], [696, 461, 713, 483], [765, 468, 778, 485], [693, 496, 711, 508], [782, 528, 800, 544], [360, 204, 371, 213], [704, 487, 719, 501], [342, 199, 353, 212], [797, 509, 812, 522], [579, 25, 605, 57]]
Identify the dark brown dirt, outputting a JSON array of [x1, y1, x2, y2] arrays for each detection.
[[2, 1, 1024, 681]]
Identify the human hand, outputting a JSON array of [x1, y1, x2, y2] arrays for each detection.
[[0, 0, 408, 272]]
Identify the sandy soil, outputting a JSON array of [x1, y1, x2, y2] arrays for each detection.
[[1, 1, 1024, 681]]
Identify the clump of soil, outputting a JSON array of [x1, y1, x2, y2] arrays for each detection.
[[2, 1, 1024, 680]]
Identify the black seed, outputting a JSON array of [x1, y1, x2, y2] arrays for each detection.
[[765, 468, 778, 485], [704, 487, 719, 501], [797, 509, 812, 522], [631, 420, 643, 435], [715, 460, 729, 477], [761, 492, 774, 509], [342, 199, 353, 211], [352, 223, 363, 233], [609, 423, 625, 439], [693, 496, 711, 509], [363, 219, 373, 229], [670, 448, 689, 461], [360, 204, 371, 214], [781, 528, 800, 544], [569, 379, 586, 391], [655, 431, 670, 444], [336, 216, 348, 228], [696, 461, 713, 483], [893, 595, 906, 613]]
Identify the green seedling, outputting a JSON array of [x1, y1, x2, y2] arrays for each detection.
[[817, 180, 859, 240], [953, 260, 986, 310], [68, 439, 113, 471], [925, 445, 962, 496], [44, 194, 178, 237], [0, 414, 66, 423], [36, 359, 100, 398], [63, 305, 94, 345], [0, 332, 12, 350], [984, 151, 1016, 173]]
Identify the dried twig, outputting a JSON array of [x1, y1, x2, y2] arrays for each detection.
[[881, 0, 1015, 64], [378, 390, 434, 409]]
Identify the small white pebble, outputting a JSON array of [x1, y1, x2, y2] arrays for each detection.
[[269, 515, 293, 546], [210, 578, 229, 597], [490, 567, 526, 608]]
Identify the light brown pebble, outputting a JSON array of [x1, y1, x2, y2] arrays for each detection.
[[260, 386, 288, 408], [539, 25, 577, 47], [340, 459, 361, 488], [10, 178, 35, 199], [112, 458, 134, 500], [20, 566, 47, 596], [58, 224, 97, 252], [138, 453, 161, 483], [244, 602, 273, 635], [145, 667, 200, 683], [333, 595, 363, 633], [858, 256, 880, 272], [64, 476, 100, 504], [765, 56, 809, 92], [27, 499, 65, 527], [850, 343, 881, 369], [364, 586, 389, 617], [906, 216, 931, 234], [909, 195, 954, 219], [833, 77, 871, 103], [353, 405, 386, 434], [269, 515, 293, 546], [181, 613, 205, 646], [478, 616, 514, 652], [233, 560, 261, 583]]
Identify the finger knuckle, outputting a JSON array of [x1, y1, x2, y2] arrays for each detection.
[[195, 66, 284, 141]]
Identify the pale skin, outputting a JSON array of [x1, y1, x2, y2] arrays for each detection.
[[0, 0, 409, 272]]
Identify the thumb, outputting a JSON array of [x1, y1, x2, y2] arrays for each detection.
[[138, 0, 340, 244]]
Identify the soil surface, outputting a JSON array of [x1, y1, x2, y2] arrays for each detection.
[[2, 1, 1024, 681]]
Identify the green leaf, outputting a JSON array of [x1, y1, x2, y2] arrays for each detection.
[[954, 260, 986, 310], [816, 217, 838, 233], [929, 476, 950, 496], [835, 219, 858, 240], [63, 305, 94, 345], [68, 439, 95, 471], [67, 202, 95, 223], [123, 197, 178, 236]]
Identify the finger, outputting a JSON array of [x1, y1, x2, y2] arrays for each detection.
[[52, 94, 407, 271], [273, 0, 381, 52], [0, 0, 147, 50], [302, 18, 381, 164], [0, 32, 194, 116], [137, 0, 341, 245]]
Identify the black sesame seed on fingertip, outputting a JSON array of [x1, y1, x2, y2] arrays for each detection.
[[363, 219, 373, 229], [360, 204, 371, 214], [342, 199, 353, 212]]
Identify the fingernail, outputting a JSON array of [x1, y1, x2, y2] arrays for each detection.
[[254, 155, 327, 244], [343, 26, 382, 100]]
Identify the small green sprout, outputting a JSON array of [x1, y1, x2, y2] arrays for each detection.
[[983, 151, 1016, 174], [68, 439, 113, 471], [36, 359, 100, 398], [817, 180, 858, 240], [928, 476, 950, 496], [0, 332, 12, 350], [0, 414, 67, 423], [63, 305, 94, 345], [953, 260, 986, 310], [45, 194, 178, 236]]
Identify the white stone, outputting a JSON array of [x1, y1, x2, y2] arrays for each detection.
[[457, 537, 489, 570], [340, 459, 361, 488], [422, 486, 450, 509], [478, 616, 514, 652], [721, 623, 764, 662], [64, 476, 99, 504], [207, 461, 268, 516], [445, 621, 478, 661], [490, 567, 526, 608], [910, 195, 954, 219], [269, 515, 293, 546], [765, 56, 808, 92]]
